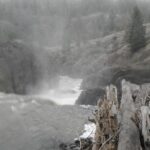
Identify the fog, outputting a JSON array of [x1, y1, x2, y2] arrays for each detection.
[[1, 0, 150, 47], [1, 1, 150, 150], [0, 0, 150, 104]]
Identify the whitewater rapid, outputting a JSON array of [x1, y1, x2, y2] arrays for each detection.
[[37, 76, 82, 105]]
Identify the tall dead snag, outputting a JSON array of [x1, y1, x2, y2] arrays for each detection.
[[118, 80, 142, 150], [92, 85, 119, 150]]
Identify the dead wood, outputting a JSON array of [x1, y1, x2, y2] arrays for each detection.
[[92, 85, 119, 150], [118, 80, 142, 150], [76, 80, 150, 150]]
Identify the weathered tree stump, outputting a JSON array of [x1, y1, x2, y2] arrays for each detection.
[[92, 85, 119, 150], [118, 80, 142, 150]]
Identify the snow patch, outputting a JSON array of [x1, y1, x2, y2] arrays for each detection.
[[80, 105, 91, 109], [80, 123, 96, 139]]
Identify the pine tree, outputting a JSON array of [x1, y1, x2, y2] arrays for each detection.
[[126, 6, 146, 52]]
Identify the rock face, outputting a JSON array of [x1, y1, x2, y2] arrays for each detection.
[[76, 88, 105, 105], [74, 26, 150, 104], [0, 93, 94, 150], [0, 41, 39, 94]]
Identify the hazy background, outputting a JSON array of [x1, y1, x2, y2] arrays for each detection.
[[0, 0, 150, 104], [0, 0, 150, 47], [0, 1, 150, 149]]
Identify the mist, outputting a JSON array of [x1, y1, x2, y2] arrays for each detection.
[[0, 0, 150, 105], [1, 0, 150, 150]]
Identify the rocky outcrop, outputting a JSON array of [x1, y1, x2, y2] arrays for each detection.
[[76, 88, 105, 105], [75, 26, 150, 104]]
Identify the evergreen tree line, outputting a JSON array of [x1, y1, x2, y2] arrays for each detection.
[[0, 0, 148, 48], [125, 6, 146, 52]]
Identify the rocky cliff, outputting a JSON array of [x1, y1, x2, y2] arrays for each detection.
[[74, 24, 150, 104]]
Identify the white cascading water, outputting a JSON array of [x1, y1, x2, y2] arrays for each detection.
[[37, 76, 82, 105]]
